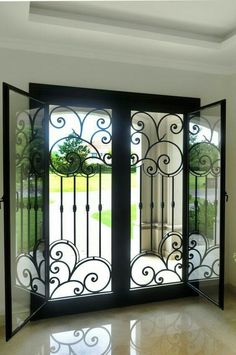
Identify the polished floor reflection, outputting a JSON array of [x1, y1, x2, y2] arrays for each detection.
[[1, 291, 236, 354]]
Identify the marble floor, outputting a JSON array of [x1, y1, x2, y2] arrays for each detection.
[[1, 292, 236, 355]]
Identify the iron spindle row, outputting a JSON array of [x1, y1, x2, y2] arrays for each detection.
[[60, 176, 63, 240], [20, 168, 23, 253], [27, 175, 31, 251], [171, 176, 175, 232], [150, 174, 154, 251], [73, 176, 77, 246], [34, 176, 38, 244], [139, 169, 143, 254], [98, 166, 102, 258], [194, 175, 198, 232], [204, 176, 208, 237], [86, 175, 89, 258], [161, 175, 164, 239]]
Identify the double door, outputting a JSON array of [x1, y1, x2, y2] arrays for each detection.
[[2, 82, 226, 340]]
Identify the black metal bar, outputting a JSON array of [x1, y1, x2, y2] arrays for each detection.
[[86, 175, 89, 258], [99, 166, 102, 258], [215, 176, 218, 244], [204, 176, 208, 237], [182, 112, 190, 285], [171, 176, 175, 232], [219, 99, 226, 310], [150, 175, 154, 251], [139, 168, 143, 253], [161, 175, 164, 239], [194, 176, 198, 232], [73, 176, 76, 246], [3, 83, 13, 340], [20, 168, 23, 253], [34, 175, 38, 244], [27, 176, 31, 251], [60, 176, 63, 240]]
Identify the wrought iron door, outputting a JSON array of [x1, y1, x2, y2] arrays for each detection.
[[2, 83, 48, 340], [3, 82, 226, 341], [186, 100, 226, 309]]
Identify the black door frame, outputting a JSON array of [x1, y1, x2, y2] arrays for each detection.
[[28, 83, 203, 320]]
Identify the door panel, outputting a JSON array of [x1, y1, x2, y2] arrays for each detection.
[[187, 100, 226, 308], [3, 83, 48, 340], [130, 110, 184, 289], [48, 105, 112, 299]]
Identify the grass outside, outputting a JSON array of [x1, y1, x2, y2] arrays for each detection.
[[92, 204, 137, 238], [50, 172, 137, 193]]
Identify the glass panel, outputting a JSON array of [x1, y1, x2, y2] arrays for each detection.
[[49, 106, 112, 298], [9, 90, 46, 333], [188, 103, 222, 304], [130, 111, 183, 288]]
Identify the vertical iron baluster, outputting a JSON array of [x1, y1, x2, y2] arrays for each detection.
[[139, 168, 143, 253], [194, 175, 198, 232], [34, 175, 38, 244], [205, 176, 208, 237], [20, 168, 23, 253], [27, 176, 30, 251], [161, 175, 164, 239], [73, 176, 76, 246], [171, 176, 175, 232], [150, 174, 154, 251], [60, 176, 63, 240], [215, 176, 218, 244], [86, 175, 89, 257], [99, 166, 102, 258]]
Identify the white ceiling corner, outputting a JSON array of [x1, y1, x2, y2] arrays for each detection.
[[0, 1, 236, 74]]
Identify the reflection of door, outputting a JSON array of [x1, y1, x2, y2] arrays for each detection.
[[3, 83, 48, 340], [186, 101, 226, 309], [3, 82, 226, 341]]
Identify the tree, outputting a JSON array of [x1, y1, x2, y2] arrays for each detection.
[[50, 133, 90, 176]]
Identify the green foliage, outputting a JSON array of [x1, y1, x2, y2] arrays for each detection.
[[50, 134, 90, 175], [189, 197, 216, 240]]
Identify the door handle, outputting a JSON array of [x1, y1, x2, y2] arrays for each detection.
[[0, 196, 4, 209], [225, 192, 229, 202]]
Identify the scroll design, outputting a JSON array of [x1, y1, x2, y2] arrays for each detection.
[[131, 111, 183, 177], [16, 239, 45, 295], [49, 107, 112, 177], [130, 232, 183, 287], [49, 240, 112, 299], [188, 233, 219, 280]]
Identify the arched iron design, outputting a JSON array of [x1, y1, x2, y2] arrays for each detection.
[[50, 325, 111, 355], [130, 232, 183, 287], [49, 240, 112, 298], [131, 111, 183, 177], [49, 106, 112, 177], [15, 239, 45, 295]]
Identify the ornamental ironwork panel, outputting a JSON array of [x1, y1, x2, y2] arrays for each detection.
[[188, 106, 221, 290], [48, 106, 112, 299], [130, 111, 183, 288]]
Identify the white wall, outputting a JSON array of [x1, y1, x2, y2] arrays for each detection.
[[0, 47, 233, 322]]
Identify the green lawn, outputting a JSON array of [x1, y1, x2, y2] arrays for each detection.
[[92, 204, 137, 238], [50, 172, 137, 192]]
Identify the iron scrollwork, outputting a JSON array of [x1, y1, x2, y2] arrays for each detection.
[[188, 113, 221, 281], [130, 111, 184, 287], [49, 240, 111, 298]]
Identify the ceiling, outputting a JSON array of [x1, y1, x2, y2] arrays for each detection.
[[0, 1, 236, 74]]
